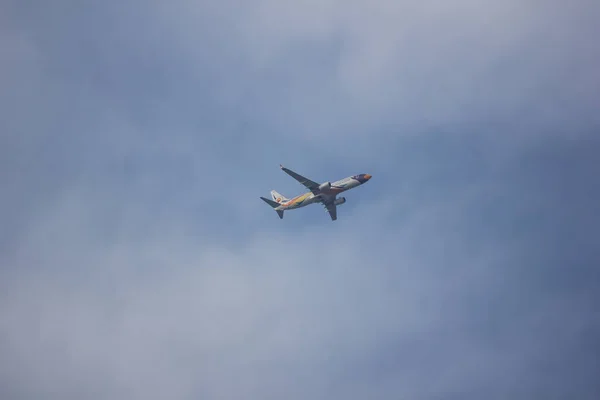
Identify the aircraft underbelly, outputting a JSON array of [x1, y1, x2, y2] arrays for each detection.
[[322, 187, 345, 196], [265, 165, 371, 220]]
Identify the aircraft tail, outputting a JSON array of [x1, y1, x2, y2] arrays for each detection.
[[270, 190, 288, 204], [260, 196, 284, 219]]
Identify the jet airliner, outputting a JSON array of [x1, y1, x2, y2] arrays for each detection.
[[260, 164, 372, 221]]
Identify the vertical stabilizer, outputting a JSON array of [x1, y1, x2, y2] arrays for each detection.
[[270, 190, 288, 203]]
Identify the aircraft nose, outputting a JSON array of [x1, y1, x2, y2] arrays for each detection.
[[357, 174, 371, 183]]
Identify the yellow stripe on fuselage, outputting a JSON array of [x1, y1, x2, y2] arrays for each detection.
[[282, 192, 312, 208]]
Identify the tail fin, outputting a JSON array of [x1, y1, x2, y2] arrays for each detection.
[[260, 197, 284, 219], [270, 190, 288, 204]]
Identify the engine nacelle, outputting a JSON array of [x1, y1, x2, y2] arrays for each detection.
[[334, 197, 346, 206], [319, 182, 331, 191]]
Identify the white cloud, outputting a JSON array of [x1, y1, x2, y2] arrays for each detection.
[[0, 179, 493, 399], [148, 0, 600, 143], [7, 163, 589, 399], [1, 2, 599, 399]]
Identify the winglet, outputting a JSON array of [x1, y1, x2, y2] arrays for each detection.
[[280, 164, 284, 169]]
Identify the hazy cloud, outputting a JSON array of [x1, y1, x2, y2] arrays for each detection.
[[1, 1, 599, 399]]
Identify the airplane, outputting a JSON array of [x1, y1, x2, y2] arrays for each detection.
[[260, 164, 372, 221]]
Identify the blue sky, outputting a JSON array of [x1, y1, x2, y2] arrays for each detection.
[[1, 1, 599, 399]]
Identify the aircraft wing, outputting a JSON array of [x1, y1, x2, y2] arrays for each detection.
[[324, 202, 337, 221], [280, 165, 320, 194]]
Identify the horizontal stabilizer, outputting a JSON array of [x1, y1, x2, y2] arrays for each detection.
[[260, 197, 285, 219], [260, 197, 280, 208]]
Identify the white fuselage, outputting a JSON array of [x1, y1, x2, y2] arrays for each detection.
[[274, 175, 366, 211]]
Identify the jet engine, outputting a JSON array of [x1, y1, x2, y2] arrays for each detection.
[[319, 182, 331, 191], [334, 197, 346, 206]]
